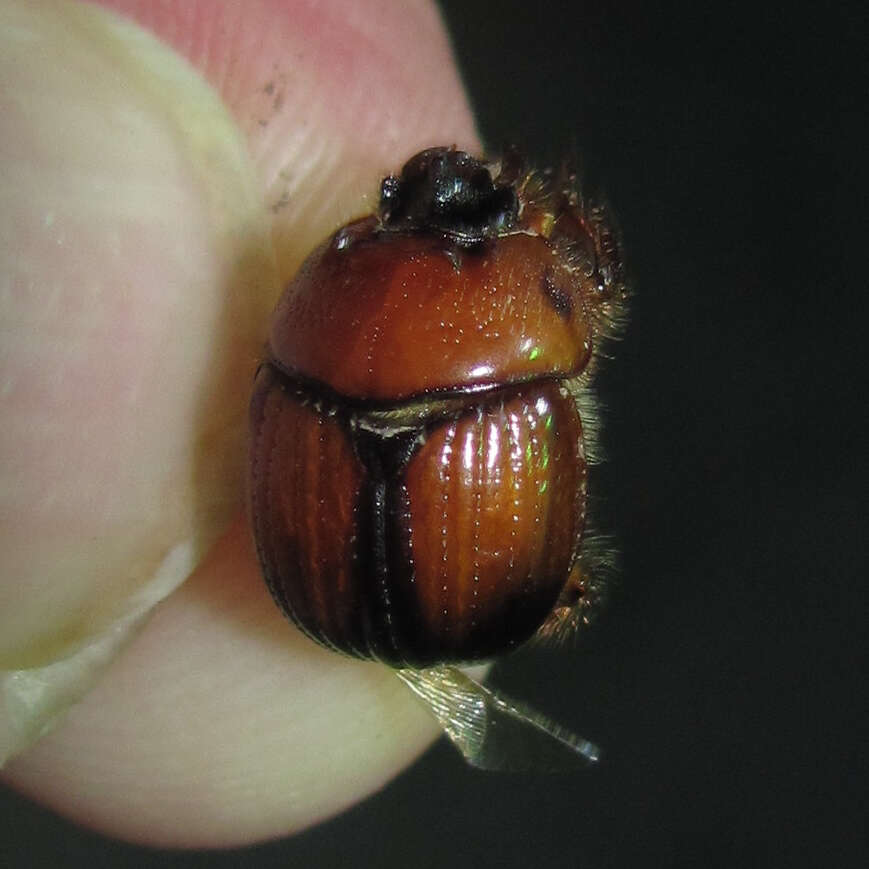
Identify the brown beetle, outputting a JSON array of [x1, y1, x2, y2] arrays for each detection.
[[249, 147, 625, 766]]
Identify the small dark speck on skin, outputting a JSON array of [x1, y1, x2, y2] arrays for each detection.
[[271, 191, 291, 213], [541, 268, 573, 319], [260, 80, 285, 115]]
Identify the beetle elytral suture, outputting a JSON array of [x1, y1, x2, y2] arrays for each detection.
[[249, 146, 626, 769]]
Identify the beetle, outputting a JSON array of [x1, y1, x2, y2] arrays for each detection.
[[249, 147, 625, 766]]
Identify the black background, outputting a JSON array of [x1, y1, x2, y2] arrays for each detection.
[[2, 1, 866, 867]]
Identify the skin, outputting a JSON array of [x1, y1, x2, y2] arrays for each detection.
[[0, 0, 479, 847]]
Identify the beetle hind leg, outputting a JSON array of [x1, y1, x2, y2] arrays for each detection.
[[534, 531, 618, 646]]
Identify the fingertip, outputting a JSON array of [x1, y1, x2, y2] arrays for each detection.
[[2, 0, 480, 845]]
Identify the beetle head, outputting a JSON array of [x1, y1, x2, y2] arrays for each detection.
[[379, 147, 518, 247]]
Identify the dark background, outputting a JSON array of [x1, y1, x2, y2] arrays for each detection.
[[2, 1, 865, 867]]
